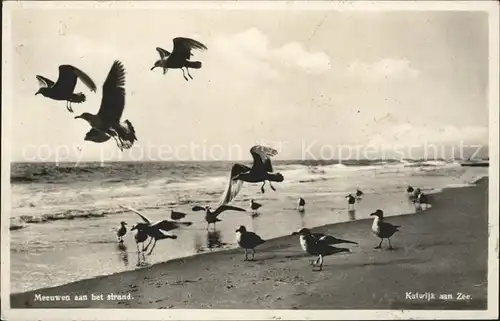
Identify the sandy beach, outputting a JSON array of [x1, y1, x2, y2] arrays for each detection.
[[10, 177, 488, 309]]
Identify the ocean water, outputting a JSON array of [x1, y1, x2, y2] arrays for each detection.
[[9, 160, 488, 293]]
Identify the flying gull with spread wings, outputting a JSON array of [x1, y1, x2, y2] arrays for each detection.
[[151, 37, 208, 81], [74, 60, 137, 151], [192, 204, 246, 230], [218, 145, 284, 206], [35, 65, 97, 112]]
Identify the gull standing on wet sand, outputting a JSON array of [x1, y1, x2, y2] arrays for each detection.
[[297, 197, 306, 212], [346, 194, 356, 210], [356, 188, 364, 200], [370, 209, 400, 250], [219, 145, 285, 205], [116, 221, 127, 243], [74, 60, 137, 151], [415, 192, 431, 210], [250, 199, 262, 216], [235, 226, 266, 261], [151, 37, 207, 81], [35, 64, 97, 113], [192, 204, 246, 230], [291, 228, 353, 271]]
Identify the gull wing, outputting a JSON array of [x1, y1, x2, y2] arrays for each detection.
[[119, 205, 152, 224], [317, 234, 358, 245], [250, 145, 278, 172], [52, 65, 97, 94], [153, 220, 193, 232], [36, 75, 55, 88], [218, 163, 250, 206], [97, 60, 126, 124], [245, 231, 265, 245], [172, 37, 208, 61], [156, 47, 171, 60], [213, 205, 247, 216], [71, 66, 97, 92]]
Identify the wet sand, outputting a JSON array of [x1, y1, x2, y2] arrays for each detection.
[[10, 178, 489, 309]]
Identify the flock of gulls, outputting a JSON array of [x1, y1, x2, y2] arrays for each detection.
[[36, 37, 433, 271]]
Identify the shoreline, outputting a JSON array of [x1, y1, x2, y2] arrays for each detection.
[[10, 177, 489, 309], [9, 177, 482, 293]]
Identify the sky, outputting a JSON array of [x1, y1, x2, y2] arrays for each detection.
[[6, 5, 490, 162]]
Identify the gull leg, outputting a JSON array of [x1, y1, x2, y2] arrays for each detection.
[[186, 67, 193, 80], [318, 254, 324, 271], [388, 238, 394, 250], [374, 239, 383, 249], [181, 68, 188, 81], [269, 182, 276, 191], [244, 249, 248, 261], [252, 248, 256, 261], [260, 182, 266, 194], [143, 238, 153, 252], [147, 239, 157, 256]]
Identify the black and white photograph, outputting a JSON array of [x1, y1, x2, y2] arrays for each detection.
[[1, 1, 499, 320]]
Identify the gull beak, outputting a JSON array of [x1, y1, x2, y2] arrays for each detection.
[[74, 115, 81, 119], [291, 231, 298, 236], [35, 91, 40, 95], [150, 66, 156, 71]]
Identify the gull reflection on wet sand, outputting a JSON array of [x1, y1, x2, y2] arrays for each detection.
[[117, 243, 129, 267], [348, 209, 356, 221]]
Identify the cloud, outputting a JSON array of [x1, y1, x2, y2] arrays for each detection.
[[346, 58, 420, 81], [210, 28, 331, 78], [367, 124, 488, 147]]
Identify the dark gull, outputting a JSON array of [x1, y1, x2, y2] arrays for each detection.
[[74, 60, 137, 151], [250, 199, 262, 216], [151, 37, 207, 81], [116, 221, 127, 243], [235, 225, 266, 261], [35, 65, 97, 112], [346, 194, 356, 210]]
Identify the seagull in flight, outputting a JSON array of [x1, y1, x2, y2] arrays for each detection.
[[219, 145, 284, 205], [35, 65, 97, 112], [74, 60, 137, 151], [120, 205, 192, 255], [192, 204, 246, 230], [151, 37, 208, 81]]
